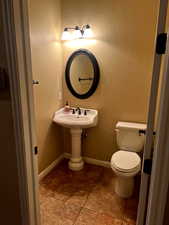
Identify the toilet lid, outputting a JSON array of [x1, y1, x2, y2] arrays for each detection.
[[111, 150, 141, 172]]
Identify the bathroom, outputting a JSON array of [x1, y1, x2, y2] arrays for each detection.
[[27, 0, 165, 225]]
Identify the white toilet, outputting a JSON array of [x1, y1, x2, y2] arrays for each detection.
[[111, 121, 146, 198]]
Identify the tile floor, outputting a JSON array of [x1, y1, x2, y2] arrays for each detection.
[[39, 159, 139, 225]]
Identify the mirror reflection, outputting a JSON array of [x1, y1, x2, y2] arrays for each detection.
[[70, 55, 94, 95], [65, 49, 100, 99]]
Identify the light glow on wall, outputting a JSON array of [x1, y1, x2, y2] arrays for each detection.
[[63, 39, 97, 48]]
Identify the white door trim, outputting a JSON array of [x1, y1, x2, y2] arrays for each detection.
[[1, 1, 40, 225], [145, 32, 169, 225], [137, 0, 168, 224]]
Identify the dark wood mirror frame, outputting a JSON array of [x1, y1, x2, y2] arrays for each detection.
[[65, 49, 100, 99]]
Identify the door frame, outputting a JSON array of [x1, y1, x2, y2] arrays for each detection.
[[2, 0, 169, 225], [145, 31, 169, 225], [137, 0, 168, 224], [1, 0, 40, 225]]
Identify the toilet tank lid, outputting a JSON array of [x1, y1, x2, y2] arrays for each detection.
[[116, 121, 147, 130]]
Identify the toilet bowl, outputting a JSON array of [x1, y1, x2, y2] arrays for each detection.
[[111, 150, 141, 198]]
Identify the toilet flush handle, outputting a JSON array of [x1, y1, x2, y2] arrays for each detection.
[[114, 128, 119, 132], [139, 129, 156, 136]]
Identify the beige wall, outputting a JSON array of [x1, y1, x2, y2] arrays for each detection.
[[62, 0, 159, 161], [29, 0, 63, 172], [0, 13, 22, 225]]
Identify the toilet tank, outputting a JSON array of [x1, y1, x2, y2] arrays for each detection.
[[115, 121, 147, 152]]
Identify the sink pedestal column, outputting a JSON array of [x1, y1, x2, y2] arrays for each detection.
[[69, 128, 84, 171]]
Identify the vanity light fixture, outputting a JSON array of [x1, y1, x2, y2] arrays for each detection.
[[73, 26, 83, 39], [61, 24, 93, 40], [61, 28, 72, 40], [83, 24, 93, 38]]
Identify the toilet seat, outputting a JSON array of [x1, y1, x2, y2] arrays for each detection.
[[111, 150, 141, 173]]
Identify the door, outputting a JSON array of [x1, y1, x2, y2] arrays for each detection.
[[1, 1, 40, 225], [137, 0, 168, 225], [13, 1, 41, 224]]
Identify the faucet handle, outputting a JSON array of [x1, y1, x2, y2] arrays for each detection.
[[75, 107, 81, 115], [84, 110, 87, 115], [72, 108, 75, 114], [78, 109, 81, 115]]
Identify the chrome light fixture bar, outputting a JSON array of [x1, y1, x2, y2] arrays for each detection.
[[61, 24, 93, 40]]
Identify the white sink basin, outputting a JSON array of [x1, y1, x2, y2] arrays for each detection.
[[53, 107, 98, 171], [53, 107, 98, 128]]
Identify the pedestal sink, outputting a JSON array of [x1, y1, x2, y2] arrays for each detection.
[[53, 107, 98, 171]]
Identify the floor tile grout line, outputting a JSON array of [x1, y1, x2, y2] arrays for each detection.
[[72, 206, 84, 225], [72, 170, 103, 225], [71, 192, 90, 225], [74, 206, 126, 225]]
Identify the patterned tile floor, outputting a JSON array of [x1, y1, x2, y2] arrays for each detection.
[[39, 159, 139, 225]]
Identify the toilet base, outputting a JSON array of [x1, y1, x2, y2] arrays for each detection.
[[115, 176, 134, 198]]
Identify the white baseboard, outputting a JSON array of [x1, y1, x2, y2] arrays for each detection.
[[39, 153, 111, 181], [64, 153, 110, 168], [64, 152, 71, 159], [84, 156, 110, 168], [39, 154, 64, 181]]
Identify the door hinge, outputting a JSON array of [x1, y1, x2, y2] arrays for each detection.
[[139, 129, 156, 136], [34, 146, 38, 155], [143, 159, 152, 175], [156, 33, 167, 54]]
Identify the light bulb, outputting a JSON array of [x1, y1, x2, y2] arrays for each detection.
[[73, 26, 82, 39], [61, 28, 72, 40], [83, 25, 93, 38]]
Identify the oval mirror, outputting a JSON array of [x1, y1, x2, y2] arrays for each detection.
[[65, 49, 100, 99]]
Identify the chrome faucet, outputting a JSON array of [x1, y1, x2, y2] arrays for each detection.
[[75, 107, 81, 115]]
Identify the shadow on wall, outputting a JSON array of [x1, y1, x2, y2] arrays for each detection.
[[38, 122, 63, 172]]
